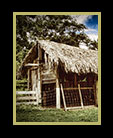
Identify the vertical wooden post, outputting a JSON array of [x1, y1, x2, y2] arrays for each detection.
[[56, 65, 60, 109], [94, 79, 98, 107], [78, 84, 84, 108], [36, 88, 39, 105], [96, 80, 98, 106], [44, 53, 47, 66], [93, 75, 98, 107], [37, 44, 42, 104], [27, 69, 30, 90], [38, 44, 42, 60], [37, 64, 42, 104]]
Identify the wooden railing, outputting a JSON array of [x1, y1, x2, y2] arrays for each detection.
[[16, 84, 96, 109], [16, 91, 38, 105]]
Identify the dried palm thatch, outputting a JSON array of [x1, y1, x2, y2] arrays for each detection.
[[20, 39, 98, 76]]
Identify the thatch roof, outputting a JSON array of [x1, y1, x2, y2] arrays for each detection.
[[20, 39, 98, 76]]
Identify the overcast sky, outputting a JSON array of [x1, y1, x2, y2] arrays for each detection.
[[72, 15, 98, 41]]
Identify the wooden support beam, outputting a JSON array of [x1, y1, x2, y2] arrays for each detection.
[[36, 45, 42, 104], [38, 44, 42, 60], [42, 80, 56, 84], [64, 87, 93, 90], [93, 75, 98, 107], [56, 65, 60, 109], [95, 80, 98, 106], [27, 69, 30, 90], [44, 53, 48, 65], [17, 96, 37, 101], [37, 61, 42, 104], [32, 45, 42, 105], [35, 88, 39, 105], [56, 87, 60, 109], [16, 91, 36, 95], [78, 84, 84, 108], [60, 84, 67, 111]]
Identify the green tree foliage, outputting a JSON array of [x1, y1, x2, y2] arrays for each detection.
[[89, 40, 98, 50], [16, 15, 98, 78]]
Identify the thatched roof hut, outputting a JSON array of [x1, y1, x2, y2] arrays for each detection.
[[20, 39, 98, 76], [18, 39, 98, 109]]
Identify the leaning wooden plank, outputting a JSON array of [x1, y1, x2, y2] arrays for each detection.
[[16, 91, 36, 95], [60, 84, 67, 111], [78, 84, 84, 108], [16, 101, 37, 105], [16, 96, 37, 101]]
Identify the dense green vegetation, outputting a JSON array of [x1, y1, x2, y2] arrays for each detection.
[[16, 79, 28, 91], [16, 105, 98, 122]]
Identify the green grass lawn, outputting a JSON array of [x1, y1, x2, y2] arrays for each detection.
[[16, 105, 98, 122]]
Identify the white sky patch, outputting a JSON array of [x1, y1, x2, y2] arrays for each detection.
[[71, 15, 98, 41], [84, 28, 98, 41], [71, 15, 93, 24], [87, 33, 98, 41], [84, 28, 98, 33]]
